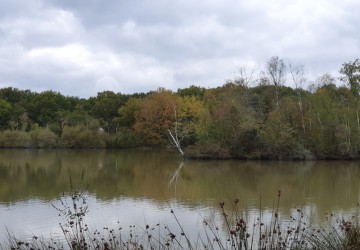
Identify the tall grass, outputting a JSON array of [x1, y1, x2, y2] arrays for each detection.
[[2, 186, 360, 249]]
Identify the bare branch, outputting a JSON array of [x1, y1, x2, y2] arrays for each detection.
[[266, 56, 286, 87], [289, 63, 306, 90], [168, 104, 185, 156], [289, 63, 307, 134], [235, 65, 258, 87]]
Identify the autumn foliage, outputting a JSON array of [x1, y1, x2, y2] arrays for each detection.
[[1, 58, 360, 160]]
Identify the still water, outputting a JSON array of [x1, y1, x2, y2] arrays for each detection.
[[0, 149, 359, 243]]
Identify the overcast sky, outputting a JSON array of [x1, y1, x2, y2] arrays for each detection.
[[0, 0, 359, 97]]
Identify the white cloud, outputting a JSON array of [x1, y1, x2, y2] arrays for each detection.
[[26, 44, 101, 75], [6, 43, 175, 96], [1, 8, 82, 48]]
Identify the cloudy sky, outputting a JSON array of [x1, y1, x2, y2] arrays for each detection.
[[0, 0, 359, 97]]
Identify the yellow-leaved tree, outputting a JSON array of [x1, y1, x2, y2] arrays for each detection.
[[133, 88, 204, 149]]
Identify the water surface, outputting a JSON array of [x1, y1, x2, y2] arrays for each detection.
[[0, 149, 359, 242]]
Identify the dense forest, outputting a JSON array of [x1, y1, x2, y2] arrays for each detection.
[[0, 57, 359, 160]]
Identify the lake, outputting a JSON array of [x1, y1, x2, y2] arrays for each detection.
[[0, 149, 359, 244]]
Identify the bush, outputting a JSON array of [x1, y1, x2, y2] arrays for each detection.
[[61, 125, 108, 148], [113, 128, 137, 148], [185, 143, 231, 159], [30, 127, 58, 148], [0, 130, 32, 148]]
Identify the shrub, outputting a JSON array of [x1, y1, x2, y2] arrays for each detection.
[[0, 130, 32, 148], [113, 128, 137, 148], [30, 127, 58, 148], [185, 143, 231, 159], [61, 125, 108, 148]]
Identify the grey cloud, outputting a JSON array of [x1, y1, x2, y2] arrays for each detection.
[[0, 0, 359, 97], [0, 0, 43, 18], [45, 0, 186, 27]]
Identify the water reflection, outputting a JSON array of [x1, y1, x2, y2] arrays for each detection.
[[0, 149, 360, 241], [168, 161, 184, 197]]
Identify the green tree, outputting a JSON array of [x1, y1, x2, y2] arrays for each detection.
[[0, 99, 11, 129], [177, 85, 206, 100], [28, 91, 72, 128], [0, 88, 35, 130], [340, 59, 360, 96], [90, 91, 128, 133], [192, 84, 261, 158], [117, 98, 142, 128], [260, 109, 307, 160]]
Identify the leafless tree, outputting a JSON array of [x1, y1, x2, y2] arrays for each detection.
[[289, 63, 306, 134], [266, 56, 286, 107], [316, 73, 337, 87], [168, 105, 185, 157], [234, 65, 258, 87]]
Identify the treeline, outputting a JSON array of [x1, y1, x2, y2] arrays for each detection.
[[0, 57, 359, 160]]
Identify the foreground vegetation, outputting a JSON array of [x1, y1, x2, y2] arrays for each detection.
[[2, 186, 360, 250], [0, 57, 359, 159]]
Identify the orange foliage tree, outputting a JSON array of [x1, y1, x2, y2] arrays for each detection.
[[133, 88, 204, 146]]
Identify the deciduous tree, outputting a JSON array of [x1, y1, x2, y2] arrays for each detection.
[[266, 56, 286, 107], [289, 63, 307, 134], [340, 59, 360, 96]]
